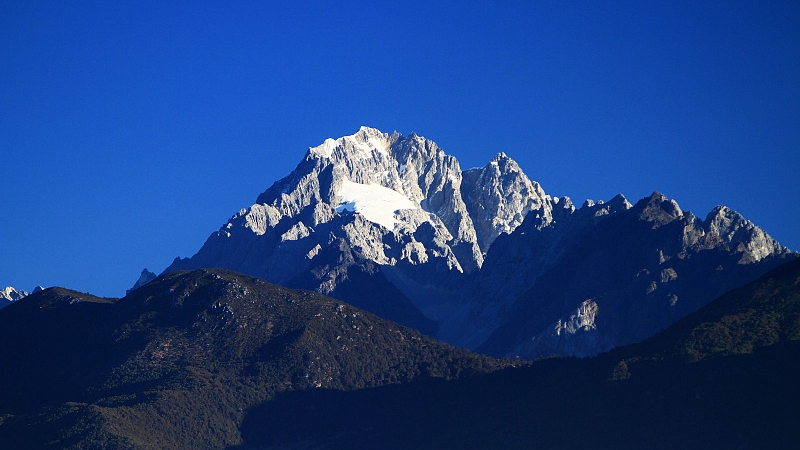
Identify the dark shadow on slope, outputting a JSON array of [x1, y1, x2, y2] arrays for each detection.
[[287, 237, 438, 337], [234, 258, 800, 450]]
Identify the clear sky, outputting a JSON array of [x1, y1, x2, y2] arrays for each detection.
[[2, 1, 799, 297]]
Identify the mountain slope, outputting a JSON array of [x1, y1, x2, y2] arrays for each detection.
[[615, 253, 800, 362], [0, 269, 509, 449], [232, 257, 800, 450]]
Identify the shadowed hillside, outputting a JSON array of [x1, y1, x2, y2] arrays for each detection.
[[233, 258, 800, 449], [0, 269, 509, 449]]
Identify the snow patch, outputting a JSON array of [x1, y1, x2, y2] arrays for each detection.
[[336, 179, 417, 230]]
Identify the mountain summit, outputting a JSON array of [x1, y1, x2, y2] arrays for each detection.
[[165, 127, 796, 358]]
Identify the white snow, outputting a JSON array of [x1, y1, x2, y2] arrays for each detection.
[[336, 179, 417, 230]]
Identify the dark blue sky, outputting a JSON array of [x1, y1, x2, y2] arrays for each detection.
[[3, 1, 799, 297]]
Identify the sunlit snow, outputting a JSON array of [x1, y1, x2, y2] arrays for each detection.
[[336, 179, 417, 230]]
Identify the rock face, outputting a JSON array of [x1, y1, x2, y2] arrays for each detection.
[[165, 127, 797, 359]]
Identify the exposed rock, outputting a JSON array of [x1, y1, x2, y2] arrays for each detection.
[[509, 299, 608, 358], [702, 206, 785, 263], [165, 127, 538, 328]]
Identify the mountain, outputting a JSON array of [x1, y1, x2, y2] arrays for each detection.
[[126, 268, 157, 295], [0, 269, 510, 449], [4, 257, 795, 448], [164, 126, 796, 358], [474, 191, 795, 358], [0, 286, 40, 310]]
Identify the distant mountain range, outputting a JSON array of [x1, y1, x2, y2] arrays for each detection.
[[1, 257, 797, 448], [165, 126, 797, 358]]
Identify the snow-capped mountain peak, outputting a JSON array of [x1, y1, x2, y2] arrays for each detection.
[[164, 126, 796, 360], [1, 286, 28, 302], [167, 126, 547, 304]]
